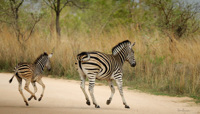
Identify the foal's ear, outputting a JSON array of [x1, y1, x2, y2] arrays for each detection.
[[44, 51, 48, 55], [130, 42, 135, 48], [48, 53, 53, 58]]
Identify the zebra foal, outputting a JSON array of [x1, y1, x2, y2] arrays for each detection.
[[9, 52, 53, 106], [76, 40, 136, 108]]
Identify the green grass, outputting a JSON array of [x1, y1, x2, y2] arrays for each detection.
[[126, 80, 200, 103], [190, 95, 200, 103]]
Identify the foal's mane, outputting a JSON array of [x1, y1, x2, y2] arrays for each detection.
[[34, 52, 48, 64]]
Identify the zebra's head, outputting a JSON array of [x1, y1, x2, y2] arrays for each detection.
[[34, 52, 53, 72], [46, 52, 53, 71], [112, 40, 136, 67], [126, 42, 136, 67]]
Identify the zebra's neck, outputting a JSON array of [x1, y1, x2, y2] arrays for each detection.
[[113, 47, 128, 66], [35, 57, 47, 74]]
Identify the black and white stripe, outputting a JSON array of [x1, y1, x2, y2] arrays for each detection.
[[9, 52, 53, 106], [77, 40, 136, 108]]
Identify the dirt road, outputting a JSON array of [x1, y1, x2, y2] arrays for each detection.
[[0, 73, 199, 114]]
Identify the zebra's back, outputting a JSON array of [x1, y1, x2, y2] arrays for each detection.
[[78, 51, 116, 80], [15, 63, 34, 80]]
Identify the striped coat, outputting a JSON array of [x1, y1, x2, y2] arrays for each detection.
[[9, 52, 53, 106], [77, 40, 136, 108]]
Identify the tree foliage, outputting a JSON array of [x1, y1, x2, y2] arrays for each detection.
[[0, 0, 42, 44], [146, 0, 200, 38], [0, 0, 199, 40], [44, 0, 87, 40]]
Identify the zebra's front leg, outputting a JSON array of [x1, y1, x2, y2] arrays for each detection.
[[24, 80, 37, 101], [115, 78, 130, 109], [28, 81, 37, 101], [80, 76, 90, 106], [106, 80, 115, 105], [36, 78, 45, 101], [88, 78, 100, 108]]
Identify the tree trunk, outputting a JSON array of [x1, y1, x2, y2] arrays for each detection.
[[50, 8, 55, 38], [56, 12, 61, 40], [56, 0, 61, 41]]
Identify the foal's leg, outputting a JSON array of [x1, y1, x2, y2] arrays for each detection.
[[28, 81, 37, 101], [16, 76, 29, 106], [24, 79, 36, 101], [36, 78, 45, 101]]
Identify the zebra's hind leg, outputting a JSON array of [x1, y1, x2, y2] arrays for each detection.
[[88, 77, 100, 108], [115, 78, 130, 109], [16, 76, 29, 106], [28, 81, 37, 101], [106, 80, 115, 105], [80, 75, 90, 106], [24, 80, 37, 101], [36, 78, 45, 101]]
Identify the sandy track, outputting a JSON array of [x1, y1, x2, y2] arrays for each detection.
[[0, 73, 199, 114]]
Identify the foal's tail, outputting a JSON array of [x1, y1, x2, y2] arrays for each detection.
[[9, 66, 17, 83], [9, 75, 15, 83]]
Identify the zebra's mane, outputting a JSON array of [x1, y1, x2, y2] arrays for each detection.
[[112, 40, 131, 55], [34, 52, 48, 64]]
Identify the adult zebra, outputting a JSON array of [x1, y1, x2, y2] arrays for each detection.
[[9, 52, 53, 106], [76, 40, 136, 108]]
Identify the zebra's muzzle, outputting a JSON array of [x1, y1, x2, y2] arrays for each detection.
[[131, 62, 136, 67], [47, 68, 51, 71]]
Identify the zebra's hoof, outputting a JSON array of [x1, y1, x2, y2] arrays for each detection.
[[86, 100, 90, 105], [28, 96, 33, 101], [38, 97, 42, 101], [28, 95, 37, 101], [106, 99, 111, 105], [28, 97, 31, 101], [25, 101, 29, 106], [95, 105, 100, 108], [125, 105, 130, 109]]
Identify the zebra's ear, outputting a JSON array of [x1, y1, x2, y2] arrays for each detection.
[[48, 53, 53, 58], [44, 52, 48, 55], [130, 42, 135, 48]]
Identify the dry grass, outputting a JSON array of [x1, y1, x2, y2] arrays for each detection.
[[0, 26, 200, 99]]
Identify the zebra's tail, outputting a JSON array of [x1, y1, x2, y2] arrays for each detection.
[[77, 52, 90, 62], [76, 52, 90, 70], [9, 66, 17, 83], [9, 75, 15, 83]]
